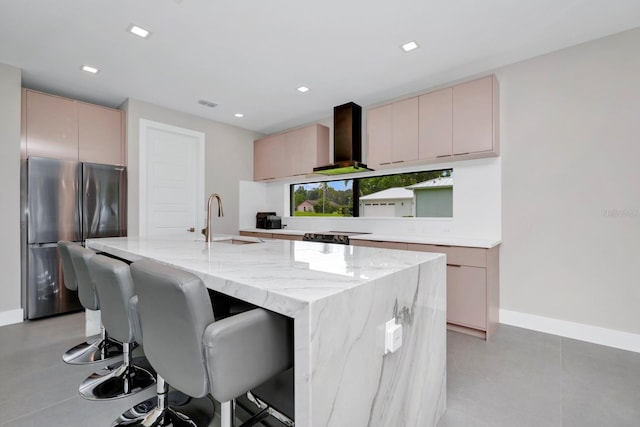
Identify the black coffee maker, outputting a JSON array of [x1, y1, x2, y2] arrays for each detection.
[[256, 212, 282, 229]]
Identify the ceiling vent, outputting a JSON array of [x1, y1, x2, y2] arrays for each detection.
[[198, 99, 218, 108]]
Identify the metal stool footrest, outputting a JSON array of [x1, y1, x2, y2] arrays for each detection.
[[243, 391, 294, 427]]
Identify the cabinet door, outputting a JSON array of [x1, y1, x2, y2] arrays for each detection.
[[78, 103, 124, 165], [254, 133, 287, 180], [419, 88, 452, 159], [391, 97, 419, 164], [286, 127, 309, 176], [25, 90, 78, 160], [351, 240, 408, 250], [452, 76, 494, 155], [239, 231, 273, 239], [366, 104, 393, 167], [447, 265, 486, 329], [272, 234, 303, 241], [286, 125, 330, 176]]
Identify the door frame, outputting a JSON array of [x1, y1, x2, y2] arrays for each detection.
[[139, 119, 205, 237]]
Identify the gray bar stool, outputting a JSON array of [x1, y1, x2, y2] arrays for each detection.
[[113, 259, 293, 427], [68, 248, 156, 400], [58, 241, 123, 364]]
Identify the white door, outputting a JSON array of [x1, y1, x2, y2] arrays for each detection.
[[139, 119, 205, 238]]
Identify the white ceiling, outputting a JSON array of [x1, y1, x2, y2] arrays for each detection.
[[1, 0, 639, 134]]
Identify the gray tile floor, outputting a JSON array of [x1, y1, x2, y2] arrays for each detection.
[[1, 312, 639, 426], [438, 325, 640, 427]]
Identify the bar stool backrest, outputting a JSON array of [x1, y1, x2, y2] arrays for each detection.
[[68, 245, 99, 311], [130, 259, 215, 399], [88, 255, 136, 345], [57, 241, 78, 291]]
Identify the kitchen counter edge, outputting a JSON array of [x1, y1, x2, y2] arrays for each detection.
[[241, 228, 501, 249]]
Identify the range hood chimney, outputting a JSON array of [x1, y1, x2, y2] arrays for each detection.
[[313, 102, 372, 175]]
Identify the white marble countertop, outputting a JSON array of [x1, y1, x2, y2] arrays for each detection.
[[348, 233, 501, 248], [241, 228, 501, 248], [86, 234, 447, 426], [241, 228, 307, 236], [86, 234, 442, 318]]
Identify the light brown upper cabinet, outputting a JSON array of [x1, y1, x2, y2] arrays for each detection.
[[419, 88, 453, 159], [286, 124, 329, 177], [254, 124, 329, 181], [365, 104, 393, 168], [254, 133, 287, 181], [22, 89, 125, 165], [452, 75, 498, 155], [78, 102, 125, 165], [366, 97, 419, 168], [391, 97, 419, 164], [24, 90, 79, 160], [367, 75, 499, 168]]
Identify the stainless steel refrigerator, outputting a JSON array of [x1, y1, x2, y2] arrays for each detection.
[[21, 157, 127, 320]]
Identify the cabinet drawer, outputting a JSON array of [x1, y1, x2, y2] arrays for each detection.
[[351, 240, 408, 250], [407, 243, 486, 267], [447, 265, 486, 329], [272, 234, 303, 241], [239, 231, 272, 239]]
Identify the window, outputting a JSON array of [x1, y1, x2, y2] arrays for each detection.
[[291, 180, 354, 217], [290, 169, 452, 218]]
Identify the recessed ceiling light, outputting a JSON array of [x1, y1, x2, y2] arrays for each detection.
[[401, 41, 419, 52], [234, 113, 244, 118], [198, 99, 218, 108], [81, 65, 99, 74], [297, 86, 310, 93], [128, 24, 151, 38]]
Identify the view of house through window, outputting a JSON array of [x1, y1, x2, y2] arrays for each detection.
[[290, 169, 453, 218], [292, 180, 354, 216]]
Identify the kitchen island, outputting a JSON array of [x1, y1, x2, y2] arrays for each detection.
[[87, 235, 447, 427]]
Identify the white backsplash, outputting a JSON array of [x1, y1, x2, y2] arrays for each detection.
[[240, 157, 501, 240]]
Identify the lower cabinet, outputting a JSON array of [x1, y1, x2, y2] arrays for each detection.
[[407, 243, 499, 339], [447, 265, 487, 330], [272, 234, 303, 241], [351, 240, 499, 339], [239, 231, 273, 239], [239, 231, 303, 241], [350, 240, 408, 250]]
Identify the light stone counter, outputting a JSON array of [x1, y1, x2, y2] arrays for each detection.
[[348, 233, 501, 248], [87, 235, 446, 427], [241, 228, 501, 248]]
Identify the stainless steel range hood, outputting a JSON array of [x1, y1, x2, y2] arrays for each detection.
[[313, 102, 373, 175]]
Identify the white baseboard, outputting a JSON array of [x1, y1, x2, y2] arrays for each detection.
[[0, 308, 24, 327], [500, 309, 640, 354]]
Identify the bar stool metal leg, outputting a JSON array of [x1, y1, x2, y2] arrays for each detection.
[[62, 327, 124, 365], [112, 375, 215, 427], [242, 391, 295, 427], [79, 342, 155, 400], [221, 400, 236, 427]]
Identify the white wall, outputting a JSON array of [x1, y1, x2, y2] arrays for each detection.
[[121, 99, 261, 236], [0, 63, 23, 325], [497, 27, 640, 334]]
